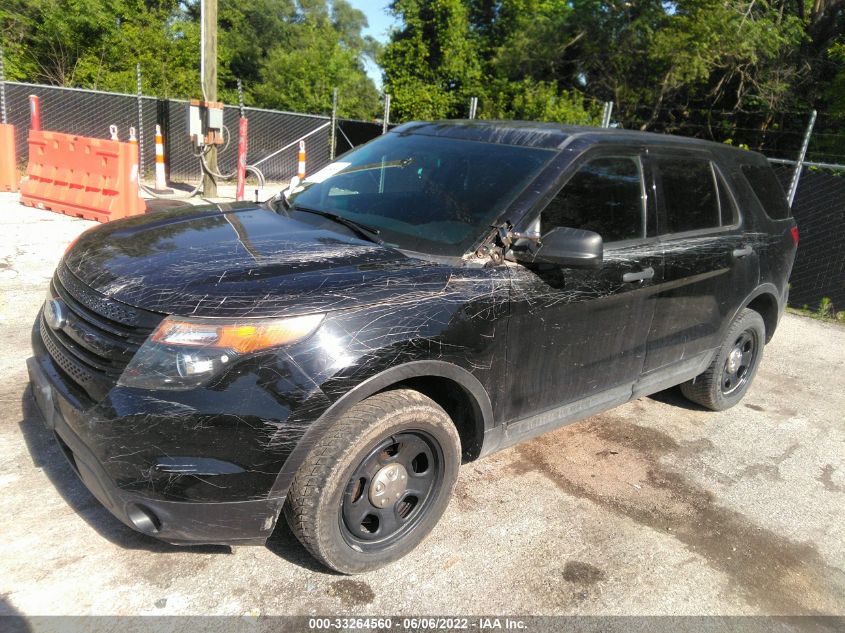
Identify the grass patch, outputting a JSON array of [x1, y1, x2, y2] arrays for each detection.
[[787, 296, 845, 325]]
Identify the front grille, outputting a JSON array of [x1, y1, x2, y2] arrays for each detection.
[[38, 265, 164, 402], [56, 265, 143, 327], [40, 318, 99, 392]]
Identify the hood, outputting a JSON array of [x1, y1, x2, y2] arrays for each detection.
[[63, 203, 453, 318]]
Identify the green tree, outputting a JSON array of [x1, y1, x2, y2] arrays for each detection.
[[381, 0, 484, 120], [825, 42, 845, 116], [247, 0, 381, 118], [0, 0, 381, 118], [383, 0, 844, 156], [482, 78, 600, 123], [0, 0, 199, 96], [382, 0, 600, 123]]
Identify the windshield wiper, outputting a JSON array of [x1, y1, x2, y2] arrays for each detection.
[[291, 205, 384, 245], [269, 190, 292, 214]]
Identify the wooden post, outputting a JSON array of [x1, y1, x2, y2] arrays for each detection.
[[201, 0, 218, 198]]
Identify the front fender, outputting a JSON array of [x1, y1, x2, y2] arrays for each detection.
[[266, 359, 495, 499]]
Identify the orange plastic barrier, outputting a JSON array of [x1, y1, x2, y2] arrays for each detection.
[[20, 129, 146, 222], [0, 124, 17, 192]]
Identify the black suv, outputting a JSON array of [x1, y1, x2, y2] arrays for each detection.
[[28, 121, 797, 573]]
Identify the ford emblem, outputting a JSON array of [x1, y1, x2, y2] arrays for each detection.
[[43, 299, 68, 330]]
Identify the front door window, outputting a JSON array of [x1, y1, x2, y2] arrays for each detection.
[[540, 156, 646, 242]]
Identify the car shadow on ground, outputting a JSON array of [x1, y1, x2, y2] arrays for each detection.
[[0, 596, 30, 633], [647, 385, 709, 411], [265, 521, 339, 574], [17, 385, 231, 556]]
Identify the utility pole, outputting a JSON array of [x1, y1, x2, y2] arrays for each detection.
[[201, 0, 218, 198]]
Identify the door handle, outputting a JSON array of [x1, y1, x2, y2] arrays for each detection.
[[732, 246, 753, 258], [622, 267, 655, 283]]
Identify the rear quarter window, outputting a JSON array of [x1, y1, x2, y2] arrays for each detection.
[[741, 164, 791, 220]]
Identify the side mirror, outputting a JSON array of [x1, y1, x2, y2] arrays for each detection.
[[516, 226, 603, 269]]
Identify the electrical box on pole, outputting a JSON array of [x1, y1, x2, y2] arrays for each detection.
[[188, 100, 225, 149]]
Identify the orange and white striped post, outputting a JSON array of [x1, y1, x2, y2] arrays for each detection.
[[297, 140, 306, 180], [153, 124, 173, 193]]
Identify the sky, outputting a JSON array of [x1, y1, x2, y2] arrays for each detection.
[[346, 0, 394, 88]]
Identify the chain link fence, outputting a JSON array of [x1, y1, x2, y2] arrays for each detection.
[[3, 82, 158, 172], [336, 118, 394, 156], [161, 99, 334, 182], [1, 81, 384, 185], [771, 161, 845, 313]]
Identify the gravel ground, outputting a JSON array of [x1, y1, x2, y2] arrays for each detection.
[[0, 192, 843, 618]]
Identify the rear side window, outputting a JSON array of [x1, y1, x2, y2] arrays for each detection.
[[541, 156, 644, 243], [657, 157, 720, 233], [741, 164, 791, 219]]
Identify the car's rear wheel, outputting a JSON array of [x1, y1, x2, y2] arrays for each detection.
[[283, 388, 461, 574], [680, 308, 765, 411]]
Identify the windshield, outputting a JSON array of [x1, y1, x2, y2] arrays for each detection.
[[287, 132, 555, 256]]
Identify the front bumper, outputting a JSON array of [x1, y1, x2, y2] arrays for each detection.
[[26, 352, 283, 546]]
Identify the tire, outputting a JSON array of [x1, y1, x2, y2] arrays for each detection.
[[680, 308, 766, 411], [283, 388, 461, 574]]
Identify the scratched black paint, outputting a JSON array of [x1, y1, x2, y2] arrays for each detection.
[[28, 121, 796, 545]]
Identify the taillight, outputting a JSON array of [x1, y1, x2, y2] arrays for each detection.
[[790, 226, 799, 246]]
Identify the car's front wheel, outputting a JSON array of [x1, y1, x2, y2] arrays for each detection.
[[284, 388, 461, 574], [680, 308, 766, 411]]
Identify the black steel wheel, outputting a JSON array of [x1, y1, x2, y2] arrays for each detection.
[[681, 308, 766, 411], [340, 431, 444, 550], [283, 389, 461, 574], [720, 330, 757, 396]]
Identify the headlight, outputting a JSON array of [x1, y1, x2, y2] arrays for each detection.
[[118, 313, 324, 390]]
